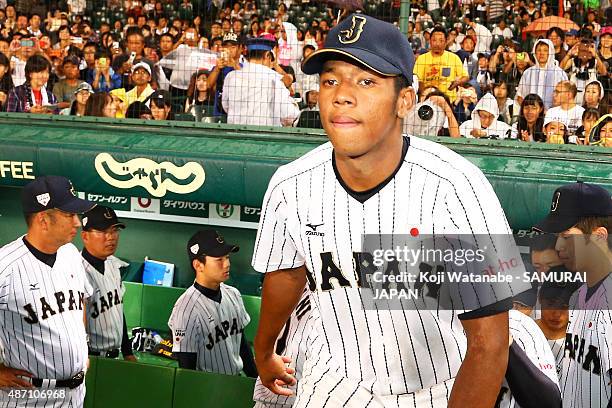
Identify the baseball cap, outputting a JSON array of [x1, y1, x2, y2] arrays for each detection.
[[566, 29, 579, 37], [533, 182, 612, 233], [246, 37, 276, 52], [222, 32, 239, 44], [131, 61, 151, 75], [187, 230, 239, 260], [543, 110, 569, 129], [21, 175, 96, 214], [513, 286, 538, 308], [74, 82, 93, 94], [82, 205, 126, 231], [150, 90, 171, 107], [301, 14, 415, 84]]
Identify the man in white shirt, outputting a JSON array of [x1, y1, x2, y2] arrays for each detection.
[[222, 38, 300, 127], [547, 80, 584, 139]]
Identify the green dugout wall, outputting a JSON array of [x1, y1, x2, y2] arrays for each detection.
[[1, 113, 611, 293]]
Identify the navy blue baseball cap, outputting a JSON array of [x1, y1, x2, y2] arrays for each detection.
[[82, 205, 126, 231], [187, 229, 239, 260], [301, 14, 415, 84], [21, 176, 96, 214], [533, 182, 612, 233]]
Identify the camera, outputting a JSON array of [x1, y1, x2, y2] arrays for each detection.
[[417, 104, 434, 121]]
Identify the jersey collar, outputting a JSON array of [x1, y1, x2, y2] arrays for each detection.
[[82, 248, 105, 274]]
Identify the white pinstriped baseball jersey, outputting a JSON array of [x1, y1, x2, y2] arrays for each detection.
[[252, 135, 531, 403], [168, 283, 250, 375], [82, 255, 127, 352], [497, 310, 559, 408], [0, 237, 91, 407], [560, 276, 612, 408], [253, 289, 313, 407], [548, 337, 565, 379]]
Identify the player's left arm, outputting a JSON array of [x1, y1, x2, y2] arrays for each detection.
[[449, 310, 509, 408]]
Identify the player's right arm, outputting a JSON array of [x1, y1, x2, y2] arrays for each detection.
[[254, 266, 305, 396], [449, 311, 510, 408]]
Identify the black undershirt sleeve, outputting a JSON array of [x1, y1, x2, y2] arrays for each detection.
[[120, 314, 133, 356], [505, 341, 562, 408], [240, 334, 258, 378], [175, 352, 198, 370], [458, 298, 513, 320]]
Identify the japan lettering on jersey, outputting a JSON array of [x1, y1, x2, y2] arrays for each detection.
[[253, 136, 531, 398], [168, 283, 250, 375], [0, 238, 91, 381], [496, 310, 559, 408], [82, 255, 127, 352], [560, 276, 612, 408], [253, 289, 313, 406]]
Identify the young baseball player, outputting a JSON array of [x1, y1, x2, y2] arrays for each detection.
[[253, 14, 531, 408], [534, 182, 612, 408], [168, 230, 257, 377], [0, 176, 95, 406], [80, 205, 136, 362], [253, 288, 313, 408], [535, 282, 573, 375]]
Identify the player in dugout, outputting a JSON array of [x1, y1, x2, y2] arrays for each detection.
[[168, 229, 258, 377], [80, 205, 137, 362]]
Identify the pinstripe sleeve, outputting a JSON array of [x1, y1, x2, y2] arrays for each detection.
[[169, 298, 201, 353], [252, 169, 305, 273], [0, 265, 11, 310]]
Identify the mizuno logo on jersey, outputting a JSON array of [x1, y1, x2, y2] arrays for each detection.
[[565, 334, 601, 375], [29, 283, 39, 291], [205, 318, 244, 350], [305, 223, 325, 236], [89, 289, 123, 319], [23, 290, 86, 325]]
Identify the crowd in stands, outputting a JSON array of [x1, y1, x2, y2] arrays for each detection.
[[0, 0, 610, 146]]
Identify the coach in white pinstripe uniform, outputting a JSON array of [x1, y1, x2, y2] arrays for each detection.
[[0, 176, 95, 407]]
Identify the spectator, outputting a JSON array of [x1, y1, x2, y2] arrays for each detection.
[[459, 93, 512, 138], [546, 27, 567, 63], [415, 6, 434, 25], [161, 25, 201, 103], [465, 17, 492, 54], [52, 55, 83, 109], [582, 79, 608, 116], [125, 62, 154, 110], [512, 93, 546, 141], [543, 110, 569, 144], [294, 44, 319, 99], [150, 90, 174, 120], [61, 81, 92, 116], [222, 37, 299, 126], [277, 22, 301, 71], [475, 52, 494, 94], [575, 108, 600, 143], [90, 49, 122, 92], [27, 13, 43, 38], [565, 29, 580, 51], [126, 100, 153, 119], [453, 83, 478, 123], [81, 42, 97, 80], [404, 88, 460, 137], [11, 36, 37, 86], [185, 69, 212, 113], [456, 35, 478, 80], [589, 114, 612, 147], [492, 81, 514, 124], [548, 80, 584, 138], [207, 32, 243, 116], [7, 54, 56, 113], [562, 39, 607, 104], [516, 39, 568, 108], [0, 53, 14, 111], [85, 92, 117, 117], [67, 0, 87, 17], [598, 26, 612, 74], [492, 20, 513, 39], [488, 0, 506, 25], [415, 26, 469, 102]]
